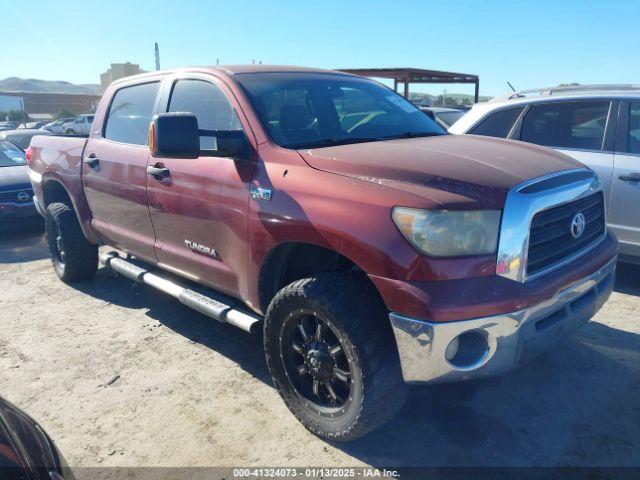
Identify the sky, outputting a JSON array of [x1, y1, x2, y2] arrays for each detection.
[[3, 0, 639, 97]]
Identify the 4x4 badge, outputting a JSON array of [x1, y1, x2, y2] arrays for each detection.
[[250, 186, 272, 201]]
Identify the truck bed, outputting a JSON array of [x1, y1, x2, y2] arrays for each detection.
[[28, 134, 95, 242]]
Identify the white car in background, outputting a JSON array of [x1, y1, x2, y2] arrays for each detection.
[[63, 114, 95, 134], [449, 85, 640, 263], [42, 117, 76, 134]]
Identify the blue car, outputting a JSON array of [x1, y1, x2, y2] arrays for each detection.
[[0, 139, 41, 227]]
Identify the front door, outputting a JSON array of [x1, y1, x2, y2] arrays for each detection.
[[82, 81, 161, 262], [609, 101, 640, 257], [146, 76, 254, 297]]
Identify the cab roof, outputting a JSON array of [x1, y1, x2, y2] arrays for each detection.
[[109, 65, 351, 87]]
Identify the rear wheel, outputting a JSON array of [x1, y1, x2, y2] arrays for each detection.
[[264, 272, 407, 441], [45, 202, 98, 282]]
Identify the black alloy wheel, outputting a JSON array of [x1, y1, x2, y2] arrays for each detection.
[[279, 308, 352, 412]]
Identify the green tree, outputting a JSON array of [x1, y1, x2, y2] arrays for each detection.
[[0, 110, 30, 122], [57, 108, 76, 119]]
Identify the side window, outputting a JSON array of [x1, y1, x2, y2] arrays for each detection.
[[521, 101, 610, 151], [104, 82, 160, 145], [469, 107, 524, 138], [168, 79, 242, 149], [629, 103, 640, 154]]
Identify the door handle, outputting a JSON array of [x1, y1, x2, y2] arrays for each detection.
[[618, 173, 640, 183], [147, 165, 170, 179], [83, 155, 99, 168]]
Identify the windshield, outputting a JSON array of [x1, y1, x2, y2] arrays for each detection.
[[235, 72, 446, 149], [0, 140, 26, 167]]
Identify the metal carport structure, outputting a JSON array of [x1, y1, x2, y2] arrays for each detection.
[[338, 67, 480, 103]]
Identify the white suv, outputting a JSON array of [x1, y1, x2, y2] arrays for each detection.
[[450, 85, 640, 263], [63, 114, 95, 135]]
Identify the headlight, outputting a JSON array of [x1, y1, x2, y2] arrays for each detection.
[[392, 207, 501, 257]]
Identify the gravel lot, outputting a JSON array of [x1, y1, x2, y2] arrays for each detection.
[[1, 224, 639, 469]]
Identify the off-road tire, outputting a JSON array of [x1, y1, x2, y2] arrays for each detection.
[[264, 271, 408, 442], [45, 202, 98, 282]]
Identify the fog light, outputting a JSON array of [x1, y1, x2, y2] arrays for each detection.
[[445, 336, 459, 361], [446, 331, 489, 369]]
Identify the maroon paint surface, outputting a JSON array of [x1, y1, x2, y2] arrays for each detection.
[[29, 66, 617, 320]]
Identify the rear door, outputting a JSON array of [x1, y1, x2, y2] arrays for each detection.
[[82, 81, 161, 262], [146, 75, 253, 296], [517, 100, 615, 205], [609, 101, 640, 257]]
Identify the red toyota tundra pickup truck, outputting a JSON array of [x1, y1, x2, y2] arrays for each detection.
[[27, 66, 618, 441]]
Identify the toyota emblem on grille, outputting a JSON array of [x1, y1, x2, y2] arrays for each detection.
[[570, 212, 586, 239], [16, 192, 29, 202]]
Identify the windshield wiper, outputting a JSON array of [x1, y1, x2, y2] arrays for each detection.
[[378, 131, 446, 140], [288, 137, 379, 149], [287, 132, 445, 149]]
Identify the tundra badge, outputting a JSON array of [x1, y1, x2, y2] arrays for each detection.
[[185, 240, 219, 258]]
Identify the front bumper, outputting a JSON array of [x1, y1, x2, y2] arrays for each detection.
[[390, 257, 616, 384], [32, 194, 45, 217], [0, 200, 39, 220]]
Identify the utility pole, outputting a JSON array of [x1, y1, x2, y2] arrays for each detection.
[[155, 42, 161, 71], [19, 98, 27, 124]]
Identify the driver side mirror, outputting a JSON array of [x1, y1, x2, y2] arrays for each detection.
[[150, 112, 200, 159], [150, 112, 252, 161]]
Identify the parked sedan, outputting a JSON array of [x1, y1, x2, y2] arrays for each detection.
[[0, 121, 21, 131], [449, 85, 640, 263], [0, 139, 40, 226], [19, 121, 48, 129], [42, 117, 75, 134], [0, 128, 53, 150], [0, 396, 74, 479]]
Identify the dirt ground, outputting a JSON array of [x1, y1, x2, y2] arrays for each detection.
[[1, 224, 639, 469]]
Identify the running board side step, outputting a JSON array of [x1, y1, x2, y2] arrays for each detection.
[[99, 252, 261, 333]]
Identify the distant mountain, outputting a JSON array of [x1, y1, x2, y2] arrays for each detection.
[[0, 77, 101, 95]]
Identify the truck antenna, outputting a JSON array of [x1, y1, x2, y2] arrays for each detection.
[[507, 81, 517, 92]]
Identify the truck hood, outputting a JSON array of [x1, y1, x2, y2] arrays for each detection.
[[297, 134, 583, 209]]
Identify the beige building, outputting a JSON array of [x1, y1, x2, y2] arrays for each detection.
[[100, 63, 145, 91]]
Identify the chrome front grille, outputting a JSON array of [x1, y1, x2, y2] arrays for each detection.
[[496, 169, 605, 283], [527, 192, 605, 276]]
